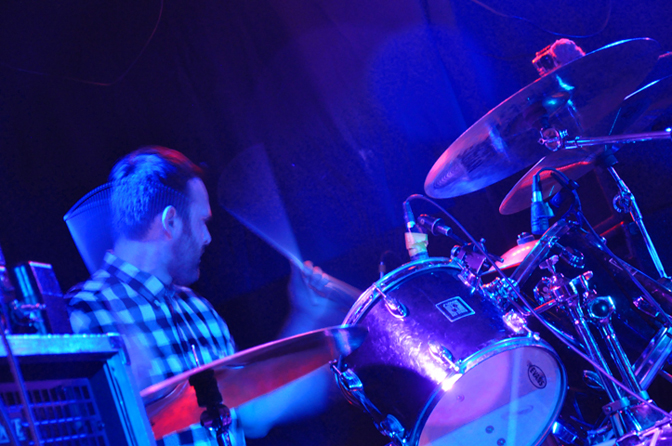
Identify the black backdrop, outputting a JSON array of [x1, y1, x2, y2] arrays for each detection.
[[2, 1, 672, 444]]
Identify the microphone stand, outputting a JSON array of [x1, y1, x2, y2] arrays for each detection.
[[607, 164, 669, 280], [542, 129, 671, 280]]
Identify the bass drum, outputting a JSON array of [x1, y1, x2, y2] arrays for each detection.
[[335, 258, 566, 446]]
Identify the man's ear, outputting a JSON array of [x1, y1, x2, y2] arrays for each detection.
[[160, 205, 180, 238]]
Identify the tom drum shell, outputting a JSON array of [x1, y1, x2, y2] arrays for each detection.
[[336, 258, 566, 446]]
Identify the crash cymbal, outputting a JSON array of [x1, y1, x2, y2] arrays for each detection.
[[141, 325, 367, 439], [424, 38, 660, 198], [499, 147, 602, 214]]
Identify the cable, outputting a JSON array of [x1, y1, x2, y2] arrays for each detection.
[[0, 0, 164, 87], [465, 0, 612, 39]]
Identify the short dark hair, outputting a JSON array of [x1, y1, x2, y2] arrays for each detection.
[[109, 146, 203, 240]]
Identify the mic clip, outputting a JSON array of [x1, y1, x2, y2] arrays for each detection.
[[450, 241, 490, 275], [404, 232, 429, 261]]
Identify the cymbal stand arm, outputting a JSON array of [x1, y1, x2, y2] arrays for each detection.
[[597, 321, 644, 395], [606, 165, 669, 280], [560, 129, 670, 279], [562, 129, 672, 150], [586, 295, 646, 396], [535, 268, 625, 402]]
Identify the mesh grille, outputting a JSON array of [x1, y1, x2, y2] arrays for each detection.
[[0, 379, 109, 446]]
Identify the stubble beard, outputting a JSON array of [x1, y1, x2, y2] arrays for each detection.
[[170, 222, 202, 286]]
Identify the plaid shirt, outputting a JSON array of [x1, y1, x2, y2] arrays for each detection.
[[65, 252, 245, 446]]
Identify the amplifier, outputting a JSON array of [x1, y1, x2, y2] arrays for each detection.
[[0, 334, 155, 446]]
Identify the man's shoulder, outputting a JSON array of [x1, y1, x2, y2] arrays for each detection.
[[174, 285, 216, 310], [65, 269, 122, 302]]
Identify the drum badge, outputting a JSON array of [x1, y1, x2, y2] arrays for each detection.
[[436, 297, 475, 322], [528, 363, 547, 388]]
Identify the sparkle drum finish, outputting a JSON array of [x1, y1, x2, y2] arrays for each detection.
[[335, 258, 566, 446]]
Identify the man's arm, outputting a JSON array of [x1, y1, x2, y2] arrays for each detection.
[[236, 261, 354, 437]]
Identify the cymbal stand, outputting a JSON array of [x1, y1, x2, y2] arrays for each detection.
[[606, 164, 669, 280], [530, 257, 665, 441], [189, 370, 232, 446], [546, 129, 672, 280]]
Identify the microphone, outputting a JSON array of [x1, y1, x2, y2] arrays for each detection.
[[403, 201, 418, 232], [417, 215, 467, 245], [403, 201, 429, 261], [531, 174, 552, 235]]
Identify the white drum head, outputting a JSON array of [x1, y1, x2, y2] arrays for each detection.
[[420, 344, 565, 446]]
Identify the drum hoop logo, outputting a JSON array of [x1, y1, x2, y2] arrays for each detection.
[[435, 297, 475, 322], [528, 364, 547, 388]]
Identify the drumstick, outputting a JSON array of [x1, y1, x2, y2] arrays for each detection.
[[297, 261, 363, 309], [218, 145, 361, 307]]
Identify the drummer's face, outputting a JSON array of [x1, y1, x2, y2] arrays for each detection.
[[170, 178, 212, 286]]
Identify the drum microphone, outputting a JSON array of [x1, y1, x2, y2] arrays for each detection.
[[417, 215, 466, 246], [531, 174, 552, 235], [403, 201, 429, 261]]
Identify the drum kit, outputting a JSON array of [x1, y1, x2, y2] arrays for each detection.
[[142, 38, 672, 446], [330, 37, 672, 446]]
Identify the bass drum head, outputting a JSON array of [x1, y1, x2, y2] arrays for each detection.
[[419, 341, 565, 446]]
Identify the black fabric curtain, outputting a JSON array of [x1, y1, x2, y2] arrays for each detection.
[[2, 1, 672, 442]]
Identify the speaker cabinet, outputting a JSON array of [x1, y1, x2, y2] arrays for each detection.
[[0, 334, 155, 445]]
